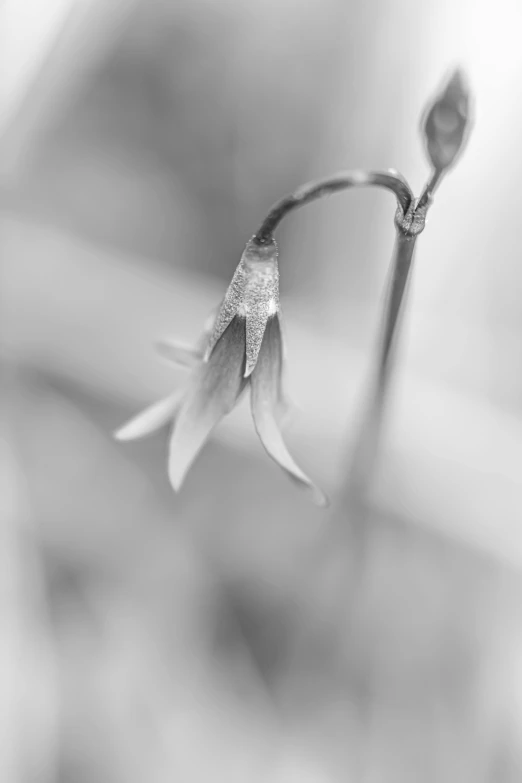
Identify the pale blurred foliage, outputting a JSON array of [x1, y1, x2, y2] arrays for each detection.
[[2, 0, 522, 781]]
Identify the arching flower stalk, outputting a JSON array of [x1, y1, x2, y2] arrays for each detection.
[[115, 68, 472, 508]]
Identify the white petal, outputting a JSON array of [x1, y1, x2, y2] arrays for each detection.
[[244, 307, 270, 377], [202, 305, 220, 336], [250, 317, 327, 506], [204, 238, 279, 367], [242, 242, 279, 376], [252, 405, 327, 507], [169, 317, 247, 491], [155, 340, 202, 369], [156, 307, 219, 370], [114, 394, 180, 442], [204, 261, 247, 362]]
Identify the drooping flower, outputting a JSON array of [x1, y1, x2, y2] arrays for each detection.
[[114, 237, 327, 506]]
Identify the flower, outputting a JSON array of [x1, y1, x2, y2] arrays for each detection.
[[114, 237, 327, 506], [422, 68, 471, 173]]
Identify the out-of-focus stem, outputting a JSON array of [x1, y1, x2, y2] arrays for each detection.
[[253, 169, 413, 245], [348, 193, 427, 502], [348, 227, 420, 497]]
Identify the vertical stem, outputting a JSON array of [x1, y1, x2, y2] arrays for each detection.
[[333, 225, 420, 594], [375, 232, 417, 408], [349, 225, 420, 499]]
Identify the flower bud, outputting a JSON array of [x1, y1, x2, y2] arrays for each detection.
[[422, 69, 471, 172]]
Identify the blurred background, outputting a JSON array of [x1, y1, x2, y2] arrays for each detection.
[[2, 0, 522, 780]]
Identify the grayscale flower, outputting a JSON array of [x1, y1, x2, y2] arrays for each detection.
[[114, 237, 327, 506]]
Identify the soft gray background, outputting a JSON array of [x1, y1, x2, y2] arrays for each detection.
[[2, 0, 522, 780]]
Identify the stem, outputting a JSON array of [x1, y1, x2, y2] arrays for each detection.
[[349, 199, 427, 497], [254, 169, 413, 244], [309, 227, 424, 640], [251, 166, 426, 501], [376, 233, 417, 394], [417, 167, 445, 208]]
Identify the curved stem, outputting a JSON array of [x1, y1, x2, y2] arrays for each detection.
[[254, 169, 413, 244]]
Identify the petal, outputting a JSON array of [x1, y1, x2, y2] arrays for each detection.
[[204, 261, 247, 362], [202, 305, 220, 336], [169, 317, 247, 491], [156, 306, 219, 369], [155, 339, 202, 369], [243, 240, 279, 377], [250, 316, 327, 506], [204, 237, 279, 368], [197, 304, 221, 352], [114, 393, 181, 442], [244, 306, 270, 378], [269, 309, 291, 420]]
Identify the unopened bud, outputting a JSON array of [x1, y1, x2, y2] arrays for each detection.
[[422, 69, 471, 172]]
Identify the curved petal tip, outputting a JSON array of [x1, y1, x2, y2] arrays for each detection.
[[311, 486, 329, 508], [114, 394, 179, 442], [167, 458, 184, 493], [252, 404, 327, 507], [168, 317, 247, 492], [155, 340, 201, 369]]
